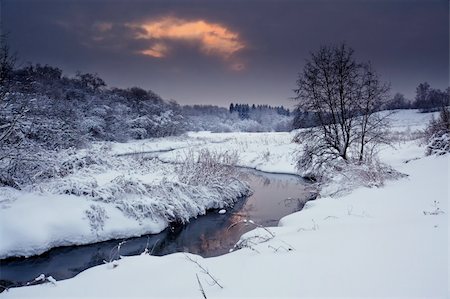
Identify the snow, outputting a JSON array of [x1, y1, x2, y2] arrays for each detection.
[[108, 109, 439, 175], [33, 275, 45, 282], [386, 109, 440, 132], [1, 109, 448, 298], [3, 147, 448, 298], [45, 277, 57, 285], [0, 189, 167, 258], [0, 148, 250, 258]]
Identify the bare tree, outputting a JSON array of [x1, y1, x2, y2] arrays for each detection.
[[0, 34, 24, 187], [293, 43, 390, 172], [355, 62, 390, 161], [0, 33, 16, 101], [0, 34, 19, 145], [385, 93, 409, 110]]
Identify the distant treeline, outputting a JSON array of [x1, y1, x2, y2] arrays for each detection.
[[2, 63, 295, 155], [293, 82, 449, 129], [182, 103, 293, 132], [229, 103, 290, 119], [384, 83, 448, 112]]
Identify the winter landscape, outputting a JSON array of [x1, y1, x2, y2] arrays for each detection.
[[0, 0, 448, 298]]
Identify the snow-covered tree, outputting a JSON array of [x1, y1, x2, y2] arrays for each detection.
[[0, 58, 186, 187], [425, 106, 450, 155]]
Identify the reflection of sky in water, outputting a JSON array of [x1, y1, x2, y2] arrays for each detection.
[[0, 170, 313, 287]]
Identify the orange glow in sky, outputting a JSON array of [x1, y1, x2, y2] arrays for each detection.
[[140, 42, 168, 58], [129, 17, 246, 68]]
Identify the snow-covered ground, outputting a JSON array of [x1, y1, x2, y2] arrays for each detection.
[[108, 109, 439, 174], [107, 130, 298, 174], [0, 147, 250, 259], [1, 109, 448, 298]]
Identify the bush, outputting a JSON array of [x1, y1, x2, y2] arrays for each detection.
[[176, 148, 240, 186], [425, 107, 450, 156], [316, 158, 406, 197], [85, 204, 109, 234], [35, 148, 251, 225]]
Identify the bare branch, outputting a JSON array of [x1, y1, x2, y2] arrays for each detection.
[[184, 254, 223, 289]]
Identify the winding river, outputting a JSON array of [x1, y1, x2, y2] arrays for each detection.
[[0, 169, 314, 288]]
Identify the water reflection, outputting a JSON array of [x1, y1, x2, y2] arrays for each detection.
[[0, 169, 314, 287]]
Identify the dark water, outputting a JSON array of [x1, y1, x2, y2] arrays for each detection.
[[0, 170, 314, 288]]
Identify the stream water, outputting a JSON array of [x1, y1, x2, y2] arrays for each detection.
[[0, 169, 314, 288]]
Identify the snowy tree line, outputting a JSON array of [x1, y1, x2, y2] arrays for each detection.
[[410, 83, 449, 112], [0, 67, 186, 142], [229, 103, 290, 118], [182, 104, 293, 132], [0, 44, 290, 186], [0, 33, 188, 187], [382, 84, 448, 112], [0, 64, 186, 186]]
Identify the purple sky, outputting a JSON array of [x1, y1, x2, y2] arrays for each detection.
[[3, 0, 449, 107]]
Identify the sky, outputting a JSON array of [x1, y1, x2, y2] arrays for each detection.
[[2, 0, 449, 107]]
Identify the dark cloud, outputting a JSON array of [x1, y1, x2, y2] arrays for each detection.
[[3, 0, 448, 107]]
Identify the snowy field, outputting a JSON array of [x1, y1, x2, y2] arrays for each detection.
[[1, 109, 448, 298], [109, 109, 439, 174]]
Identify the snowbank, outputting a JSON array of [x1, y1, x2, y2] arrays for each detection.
[[0, 149, 250, 259], [2, 140, 447, 298], [0, 188, 166, 259]]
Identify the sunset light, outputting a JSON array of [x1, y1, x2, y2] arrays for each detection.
[[129, 17, 245, 61]]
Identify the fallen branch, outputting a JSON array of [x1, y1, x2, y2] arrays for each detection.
[[185, 254, 223, 289], [196, 273, 208, 299]]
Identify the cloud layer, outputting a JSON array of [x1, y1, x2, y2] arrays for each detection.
[[5, 0, 448, 106], [126, 17, 245, 69]]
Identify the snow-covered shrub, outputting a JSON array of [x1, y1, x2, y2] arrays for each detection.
[[42, 175, 100, 197], [318, 160, 406, 197], [425, 107, 449, 156], [426, 133, 449, 156], [58, 150, 103, 175], [298, 155, 406, 197], [30, 147, 109, 183], [176, 148, 240, 186], [87, 176, 250, 224], [0, 136, 59, 188], [79, 116, 106, 139], [85, 204, 109, 234], [36, 148, 251, 225]]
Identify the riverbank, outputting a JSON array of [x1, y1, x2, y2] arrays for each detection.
[[0, 169, 313, 287], [2, 121, 448, 298], [0, 148, 251, 259]]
